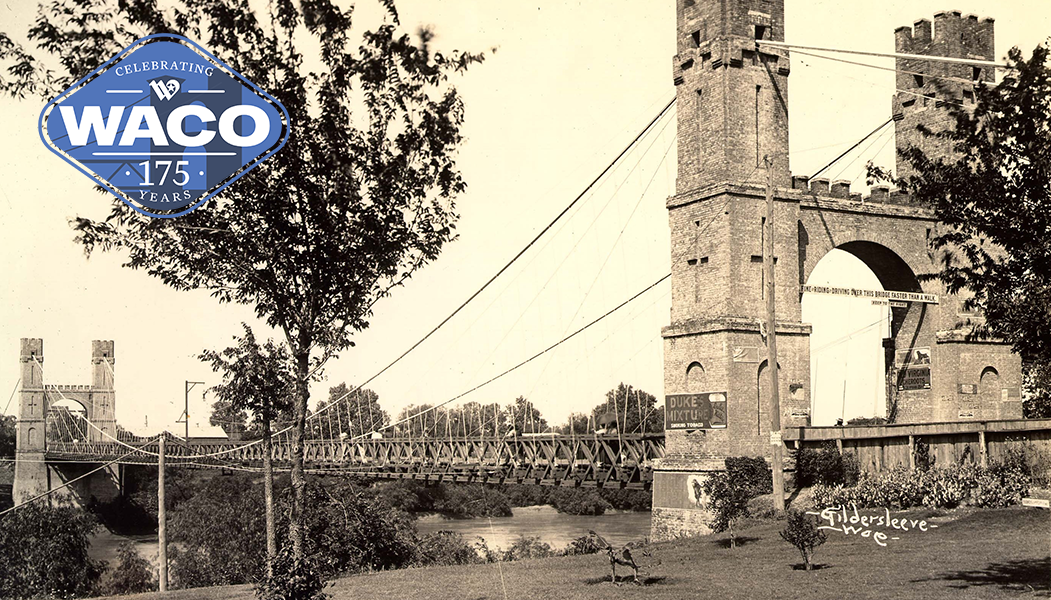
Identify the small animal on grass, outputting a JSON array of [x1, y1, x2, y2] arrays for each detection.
[[588, 530, 639, 585]]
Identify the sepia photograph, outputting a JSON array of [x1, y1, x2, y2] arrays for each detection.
[[0, 0, 1049, 598]]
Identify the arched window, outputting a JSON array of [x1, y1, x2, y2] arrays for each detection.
[[980, 367, 1001, 406], [686, 362, 706, 393]]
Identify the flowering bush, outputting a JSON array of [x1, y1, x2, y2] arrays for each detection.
[[809, 462, 1030, 510]]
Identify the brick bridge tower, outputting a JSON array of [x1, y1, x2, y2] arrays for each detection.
[[12, 338, 121, 506], [651, 2, 1020, 540], [652, 0, 806, 539]]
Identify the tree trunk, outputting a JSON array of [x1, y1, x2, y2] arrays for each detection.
[[263, 411, 276, 577], [289, 350, 310, 564]]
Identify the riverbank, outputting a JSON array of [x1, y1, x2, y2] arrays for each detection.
[[415, 505, 650, 551], [89, 505, 1049, 600]]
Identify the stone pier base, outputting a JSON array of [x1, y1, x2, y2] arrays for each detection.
[[650, 457, 725, 541]]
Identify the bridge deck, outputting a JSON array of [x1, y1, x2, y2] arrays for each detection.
[[45, 433, 667, 490]]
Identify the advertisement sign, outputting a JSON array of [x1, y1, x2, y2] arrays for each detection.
[[665, 392, 727, 430]]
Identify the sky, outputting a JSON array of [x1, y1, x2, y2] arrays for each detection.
[[0, 0, 1048, 436]]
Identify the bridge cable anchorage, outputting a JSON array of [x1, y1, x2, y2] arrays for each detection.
[[0, 437, 160, 518], [349, 273, 672, 441], [754, 39, 1011, 69]]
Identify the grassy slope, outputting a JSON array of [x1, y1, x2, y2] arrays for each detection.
[[100, 507, 1050, 600]]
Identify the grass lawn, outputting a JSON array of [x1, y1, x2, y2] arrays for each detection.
[[98, 506, 1049, 600]]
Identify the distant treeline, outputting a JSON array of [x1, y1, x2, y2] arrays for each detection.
[[378, 479, 651, 518]]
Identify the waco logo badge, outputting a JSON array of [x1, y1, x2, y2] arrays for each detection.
[[39, 34, 289, 218]]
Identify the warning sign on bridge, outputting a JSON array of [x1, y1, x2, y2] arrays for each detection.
[[801, 285, 938, 304]]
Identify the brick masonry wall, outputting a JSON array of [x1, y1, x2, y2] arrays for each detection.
[[654, 0, 1022, 542]]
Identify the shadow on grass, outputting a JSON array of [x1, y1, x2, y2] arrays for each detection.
[[583, 576, 668, 586], [712, 536, 760, 549], [913, 558, 1050, 593], [790, 564, 831, 571]]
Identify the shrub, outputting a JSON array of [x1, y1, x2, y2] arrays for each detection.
[[725, 456, 773, 498], [430, 484, 512, 519], [795, 442, 860, 488], [914, 439, 933, 472], [414, 531, 480, 567], [779, 509, 826, 571], [809, 463, 1030, 510], [503, 536, 554, 561], [473, 538, 502, 563], [597, 488, 652, 511], [973, 464, 1031, 507], [101, 542, 156, 595], [562, 534, 604, 556], [549, 489, 612, 515], [702, 472, 751, 548], [255, 546, 328, 600], [0, 502, 105, 599]]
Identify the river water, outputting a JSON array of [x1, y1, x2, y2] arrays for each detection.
[[416, 505, 651, 552], [90, 506, 652, 565]]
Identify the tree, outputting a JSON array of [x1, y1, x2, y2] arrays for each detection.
[[102, 542, 156, 595], [871, 45, 1051, 367], [1022, 362, 1051, 418], [0, 503, 105, 599], [509, 396, 547, 434], [700, 473, 751, 549], [558, 412, 590, 435], [314, 383, 388, 439], [200, 324, 295, 576], [590, 383, 662, 434], [0, 0, 485, 565], [0, 415, 15, 458], [779, 509, 826, 571]]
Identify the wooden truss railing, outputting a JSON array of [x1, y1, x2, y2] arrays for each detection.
[[45, 433, 666, 490]]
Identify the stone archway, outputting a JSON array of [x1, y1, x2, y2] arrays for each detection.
[[802, 241, 927, 426]]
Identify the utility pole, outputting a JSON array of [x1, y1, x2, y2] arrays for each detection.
[[158, 435, 168, 592], [764, 155, 785, 512], [182, 381, 204, 442]]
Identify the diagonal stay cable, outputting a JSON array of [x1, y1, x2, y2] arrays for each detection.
[[349, 273, 671, 441], [353, 97, 677, 392], [809, 116, 894, 181], [0, 441, 155, 518]]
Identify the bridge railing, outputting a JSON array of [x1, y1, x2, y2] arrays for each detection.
[[45, 433, 667, 489]]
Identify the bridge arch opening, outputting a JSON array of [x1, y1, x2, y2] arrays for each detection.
[[803, 242, 922, 426], [46, 398, 89, 443]]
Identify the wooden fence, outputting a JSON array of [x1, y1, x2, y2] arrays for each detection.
[[783, 419, 1051, 476]]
